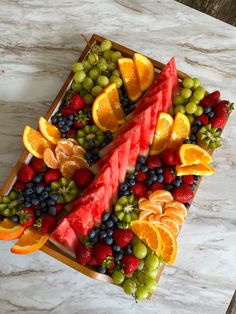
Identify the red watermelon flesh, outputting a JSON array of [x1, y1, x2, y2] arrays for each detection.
[[49, 218, 78, 257], [105, 148, 119, 203]]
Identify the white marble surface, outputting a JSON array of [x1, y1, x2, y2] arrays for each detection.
[[0, 0, 236, 313]]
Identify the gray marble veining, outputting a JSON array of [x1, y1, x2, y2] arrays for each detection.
[[0, 0, 236, 313]]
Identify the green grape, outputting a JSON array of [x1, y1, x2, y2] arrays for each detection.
[[135, 286, 149, 301], [83, 77, 94, 90], [71, 82, 83, 92], [109, 75, 123, 89], [181, 88, 192, 99], [103, 50, 112, 60], [123, 279, 137, 295], [89, 68, 100, 80], [144, 267, 158, 279], [112, 69, 120, 77], [133, 242, 148, 259], [82, 60, 92, 72], [91, 44, 101, 54], [145, 254, 159, 269], [137, 259, 145, 271], [108, 61, 117, 71], [174, 105, 185, 114], [192, 78, 200, 89], [91, 85, 103, 97], [182, 77, 194, 89], [101, 39, 112, 51], [83, 94, 94, 105], [189, 96, 199, 105], [99, 57, 106, 63], [144, 277, 158, 293], [72, 62, 83, 72], [173, 95, 185, 106], [185, 102, 198, 114], [88, 53, 99, 65], [132, 235, 141, 246], [186, 114, 195, 124], [194, 105, 204, 116], [111, 51, 122, 62], [97, 75, 109, 87], [193, 86, 205, 101], [73, 70, 86, 83], [102, 69, 111, 77], [137, 272, 147, 284], [97, 61, 108, 71], [112, 270, 125, 285]]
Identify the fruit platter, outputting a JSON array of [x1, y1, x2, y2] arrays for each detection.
[[0, 34, 234, 301]]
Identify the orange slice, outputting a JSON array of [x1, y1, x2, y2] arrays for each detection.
[[38, 116, 61, 145], [160, 212, 184, 225], [43, 147, 59, 169], [179, 144, 213, 166], [159, 218, 179, 237], [164, 201, 188, 217], [139, 200, 163, 215], [133, 53, 154, 92], [11, 228, 49, 254], [23, 126, 50, 159], [168, 112, 191, 149], [56, 139, 74, 156], [104, 83, 125, 124], [150, 113, 174, 155], [0, 219, 25, 240], [118, 58, 142, 102], [176, 163, 214, 176], [92, 92, 119, 133], [149, 190, 173, 203], [153, 224, 177, 265], [130, 220, 163, 256]]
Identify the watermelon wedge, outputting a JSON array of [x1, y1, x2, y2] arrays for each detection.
[[105, 149, 119, 203]]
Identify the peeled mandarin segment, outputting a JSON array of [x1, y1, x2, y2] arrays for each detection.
[[118, 58, 142, 102], [73, 145, 86, 156], [168, 112, 191, 149], [11, 228, 49, 254], [23, 125, 50, 159], [0, 219, 25, 240], [139, 200, 163, 215], [56, 139, 74, 156], [104, 83, 125, 124], [133, 53, 154, 92], [92, 92, 119, 133], [55, 149, 70, 164], [38, 116, 61, 145], [164, 206, 187, 218], [138, 197, 148, 205], [159, 218, 179, 237], [43, 147, 60, 169], [179, 144, 213, 165], [160, 212, 184, 225], [69, 156, 88, 168], [67, 138, 78, 145], [139, 210, 153, 221], [60, 160, 84, 178], [149, 190, 173, 203], [150, 113, 174, 155], [176, 163, 215, 176], [164, 201, 187, 217], [148, 214, 161, 222]]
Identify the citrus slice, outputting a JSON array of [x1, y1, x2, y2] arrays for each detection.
[[133, 53, 154, 92], [104, 83, 125, 124], [73, 144, 86, 156], [160, 212, 184, 225], [56, 139, 74, 156], [164, 201, 188, 217], [60, 160, 84, 178], [0, 219, 25, 240], [23, 126, 50, 159], [149, 190, 173, 203], [55, 149, 70, 164], [150, 113, 174, 155], [92, 92, 119, 133], [168, 112, 191, 149], [148, 214, 161, 223], [139, 200, 163, 215], [179, 144, 213, 165], [118, 58, 142, 102], [11, 228, 49, 254], [139, 210, 153, 221], [38, 116, 61, 145], [130, 220, 163, 256], [153, 224, 178, 265], [176, 163, 215, 176], [43, 147, 60, 169], [159, 217, 179, 237]]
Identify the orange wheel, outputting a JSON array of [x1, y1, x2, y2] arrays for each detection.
[[0, 219, 25, 240], [179, 144, 213, 166], [23, 126, 50, 159], [176, 163, 214, 176]]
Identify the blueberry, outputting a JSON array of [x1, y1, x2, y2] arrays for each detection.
[[140, 165, 148, 172], [40, 202, 47, 208], [193, 120, 202, 127], [66, 120, 74, 126], [148, 169, 155, 175], [111, 214, 118, 224], [35, 185, 44, 194], [184, 203, 190, 209], [25, 188, 34, 195], [47, 199, 56, 206], [122, 190, 131, 196], [10, 215, 19, 223], [107, 229, 113, 237], [48, 206, 57, 216], [99, 231, 107, 239], [69, 114, 74, 120], [191, 126, 199, 134], [137, 156, 146, 165], [104, 131, 113, 142], [165, 184, 173, 191], [25, 202, 32, 207], [104, 237, 113, 245], [32, 198, 40, 206], [184, 139, 191, 144], [150, 175, 158, 183], [194, 175, 200, 181], [33, 174, 43, 183], [102, 212, 110, 222], [124, 244, 133, 255], [19, 196, 25, 203], [113, 244, 121, 252], [58, 117, 63, 122], [115, 251, 123, 261], [96, 266, 106, 274], [135, 163, 141, 171], [129, 179, 136, 186], [106, 220, 114, 229], [126, 173, 135, 180], [35, 209, 42, 217], [58, 121, 65, 128], [88, 230, 96, 239], [190, 134, 196, 141], [218, 128, 222, 133], [61, 132, 67, 138], [208, 111, 214, 118], [155, 167, 163, 174], [90, 236, 98, 244], [42, 191, 49, 199], [26, 183, 34, 188], [173, 178, 182, 187], [51, 116, 58, 124], [62, 125, 69, 132], [120, 183, 128, 191], [45, 186, 51, 192], [100, 223, 106, 230], [85, 151, 92, 160], [50, 193, 60, 201], [145, 178, 153, 186], [203, 106, 211, 114], [156, 174, 164, 182], [191, 183, 197, 190]]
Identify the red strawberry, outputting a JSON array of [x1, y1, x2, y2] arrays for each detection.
[[197, 114, 209, 125], [131, 183, 147, 198], [66, 128, 77, 138], [151, 182, 165, 192], [44, 169, 62, 185], [89, 257, 98, 266], [14, 181, 25, 190], [61, 106, 74, 118], [200, 91, 220, 107], [161, 148, 178, 166], [72, 168, 94, 189], [30, 158, 46, 173], [135, 171, 148, 182], [210, 115, 227, 129], [19, 208, 35, 227], [40, 214, 57, 234], [75, 241, 93, 266], [163, 167, 176, 184], [113, 229, 133, 248], [55, 203, 64, 215], [214, 101, 228, 117], [121, 255, 140, 275], [94, 242, 113, 265], [182, 175, 194, 185], [69, 94, 85, 111], [172, 183, 194, 204], [73, 120, 85, 129], [18, 165, 35, 183], [146, 155, 162, 169]]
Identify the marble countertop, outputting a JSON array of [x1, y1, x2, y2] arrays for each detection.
[[0, 0, 236, 313]]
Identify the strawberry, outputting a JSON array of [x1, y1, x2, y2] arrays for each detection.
[[172, 183, 194, 203], [40, 214, 57, 233], [44, 169, 62, 185], [73, 120, 85, 129], [66, 128, 77, 138], [72, 168, 94, 189], [214, 101, 234, 117], [210, 115, 227, 129], [94, 242, 113, 266], [161, 148, 178, 166], [14, 181, 25, 190], [135, 171, 148, 182], [18, 165, 35, 183], [113, 229, 133, 248], [89, 257, 98, 266], [69, 94, 85, 111], [75, 241, 93, 266], [19, 208, 35, 227], [121, 255, 140, 274], [182, 175, 194, 185], [55, 203, 64, 215], [151, 182, 165, 192], [163, 167, 176, 184], [131, 182, 147, 198], [200, 91, 220, 107], [30, 158, 46, 173], [197, 114, 209, 125], [146, 155, 162, 169], [61, 106, 74, 118]]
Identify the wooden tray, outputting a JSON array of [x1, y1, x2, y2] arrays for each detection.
[[0, 34, 193, 284]]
